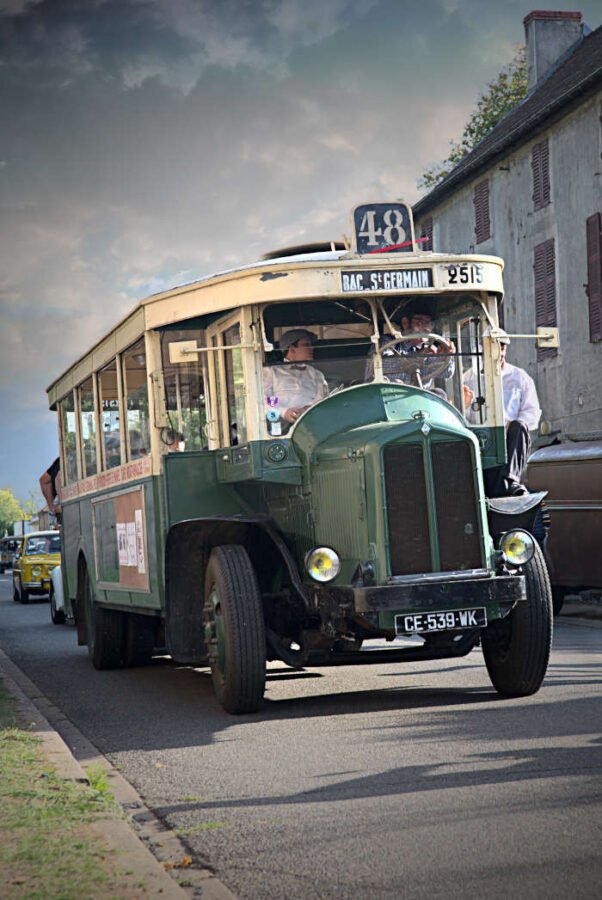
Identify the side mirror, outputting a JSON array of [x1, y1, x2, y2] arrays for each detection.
[[168, 340, 200, 363], [536, 327, 559, 349]]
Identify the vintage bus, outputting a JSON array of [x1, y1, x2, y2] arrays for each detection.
[[47, 202, 553, 713]]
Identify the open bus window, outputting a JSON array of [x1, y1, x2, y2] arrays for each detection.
[[58, 392, 78, 484], [457, 315, 487, 425], [222, 323, 247, 446], [122, 339, 150, 460], [161, 329, 208, 451], [98, 359, 122, 469], [260, 296, 487, 429], [78, 377, 97, 477], [261, 300, 374, 434]]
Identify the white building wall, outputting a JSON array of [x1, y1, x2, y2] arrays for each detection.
[[416, 89, 602, 441]]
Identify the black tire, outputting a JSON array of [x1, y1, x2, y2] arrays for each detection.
[[20, 580, 30, 604], [203, 545, 266, 714], [49, 585, 66, 625], [13, 582, 19, 602], [0, 564, 5, 574], [84, 567, 125, 670], [482, 543, 552, 697], [123, 612, 156, 667], [551, 586, 566, 617]]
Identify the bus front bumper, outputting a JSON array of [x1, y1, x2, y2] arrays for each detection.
[[315, 572, 526, 630]]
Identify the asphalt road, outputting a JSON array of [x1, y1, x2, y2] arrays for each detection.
[[1, 573, 601, 899]]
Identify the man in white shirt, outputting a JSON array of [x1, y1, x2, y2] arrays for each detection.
[[263, 329, 329, 432], [466, 330, 541, 496]]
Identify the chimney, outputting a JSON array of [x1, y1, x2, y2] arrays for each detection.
[[524, 10, 583, 92]]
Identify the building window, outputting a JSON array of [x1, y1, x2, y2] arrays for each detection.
[[587, 213, 602, 343], [419, 218, 433, 251], [532, 138, 551, 211], [534, 238, 557, 358], [473, 180, 490, 244]]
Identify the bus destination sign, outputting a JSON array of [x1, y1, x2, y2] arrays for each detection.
[[341, 268, 433, 292]]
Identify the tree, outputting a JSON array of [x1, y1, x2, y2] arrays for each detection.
[[419, 47, 527, 191], [0, 488, 26, 536]]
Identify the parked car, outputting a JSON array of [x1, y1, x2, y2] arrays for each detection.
[[0, 537, 21, 573], [527, 439, 602, 614], [13, 530, 61, 604], [49, 564, 71, 625]]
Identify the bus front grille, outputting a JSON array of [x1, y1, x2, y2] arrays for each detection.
[[384, 441, 482, 576]]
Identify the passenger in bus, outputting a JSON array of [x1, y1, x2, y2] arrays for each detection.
[[364, 299, 455, 392], [263, 329, 329, 428], [464, 330, 541, 496], [166, 429, 185, 452]]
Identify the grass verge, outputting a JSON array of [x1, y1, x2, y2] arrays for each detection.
[[0, 677, 128, 899]]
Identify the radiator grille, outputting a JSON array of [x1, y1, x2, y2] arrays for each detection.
[[384, 440, 482, 576]]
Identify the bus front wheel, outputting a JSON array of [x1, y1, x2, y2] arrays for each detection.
[[203, 545, 266, 714], [482, 543, 552, 697]]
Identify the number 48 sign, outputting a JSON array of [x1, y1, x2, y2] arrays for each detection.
[[351, 202, 417, 255]]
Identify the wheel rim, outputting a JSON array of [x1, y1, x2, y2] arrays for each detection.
[[205, 586, 226, 676]]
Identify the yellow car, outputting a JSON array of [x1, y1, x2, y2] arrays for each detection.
[[13, 530, 61, 604]]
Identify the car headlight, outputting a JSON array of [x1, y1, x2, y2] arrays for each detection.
[[499, 529, 535, 567], [305, 546, 341, 583]]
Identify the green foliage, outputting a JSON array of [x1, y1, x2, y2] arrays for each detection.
[[0, 488, 26, 536], [419, 46, 527, 191], [85, 764, 112, 798]]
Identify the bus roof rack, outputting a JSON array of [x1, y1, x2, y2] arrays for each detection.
[[261, 240, 348, 260]]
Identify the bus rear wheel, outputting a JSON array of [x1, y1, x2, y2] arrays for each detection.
[[123, 612, 156, 667], [203, 545, 266, 714], [482, 543, 552, 697], [83, 567, 125, 670]]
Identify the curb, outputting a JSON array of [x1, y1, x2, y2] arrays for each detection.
[[0, 649, 236, 900]]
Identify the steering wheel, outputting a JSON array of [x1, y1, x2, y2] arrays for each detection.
[[378, 333, 453, 383]]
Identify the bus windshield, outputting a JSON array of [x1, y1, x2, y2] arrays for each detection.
[[260, 294, 488, 435]]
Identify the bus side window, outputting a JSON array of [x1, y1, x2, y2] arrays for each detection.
[[78, 377, 98, 477], [98, 359, 122, 469], [58, 392, 78, 484], [123, 339, 150, 460], [161, 330, 208, 451]]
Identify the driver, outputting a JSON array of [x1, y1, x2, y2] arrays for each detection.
[[365, 299, 455, 391]]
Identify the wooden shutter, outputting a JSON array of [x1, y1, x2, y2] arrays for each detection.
[[473, 180, 490, 245], [587, 213, 602, 342], [532, 139, 551, 211], [534, 238, 557, 357]]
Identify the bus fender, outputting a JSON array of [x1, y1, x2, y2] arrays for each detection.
[[164, 515, 307, 664]]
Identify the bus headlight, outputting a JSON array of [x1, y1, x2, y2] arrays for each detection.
[[499, 530, 535, 567], [32, 566, 42, 577], [305, 547, 341, 583]]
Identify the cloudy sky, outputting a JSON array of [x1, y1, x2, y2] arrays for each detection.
[[1, 0, 600, 505]]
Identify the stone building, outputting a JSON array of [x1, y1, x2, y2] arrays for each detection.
[[413, 10, 602, 443]]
